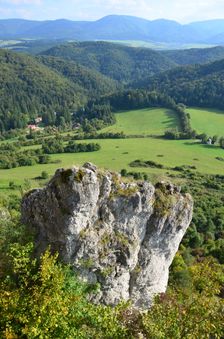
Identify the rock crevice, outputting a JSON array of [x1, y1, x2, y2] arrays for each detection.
[[22, 163, 193, 308]]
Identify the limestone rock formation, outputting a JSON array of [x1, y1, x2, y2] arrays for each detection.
[[21, 163, 193, 308]]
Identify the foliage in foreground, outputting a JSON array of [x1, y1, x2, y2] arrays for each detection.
[[0, 243, 223, 338], [142, 258, 224, 339], [0, 245, 129, 339]]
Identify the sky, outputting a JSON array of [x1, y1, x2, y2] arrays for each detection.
[[0, 0, 224, 23]]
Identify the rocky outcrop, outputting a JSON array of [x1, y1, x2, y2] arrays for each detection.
[[21, 163, 193, 308]]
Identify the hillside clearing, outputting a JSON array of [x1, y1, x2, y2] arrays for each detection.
[[188, 107, 224, 137], [101, 108, 180, 135]]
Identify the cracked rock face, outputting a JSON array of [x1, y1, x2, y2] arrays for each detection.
[[21, 163, 193, 308]]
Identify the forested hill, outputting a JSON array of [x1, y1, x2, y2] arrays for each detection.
[[0, 49, 117, 131], [161, 46, 224, 65], [37, 55, 119, 98], [2, 42, 224, 131], [7, 40, 224, 68], [40, 41, 176, 83], [136, 58, 224, 109]]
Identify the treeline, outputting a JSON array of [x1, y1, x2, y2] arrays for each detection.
[[0, 144, 51, 169], [189, 132, 224, 150], [107, 90, 193, 137], [200, 134, 224, 150], [0, 138, 100, 169], [75, 104, 115, 129], [82, 90, 194, 138], [42, 138, 100, 154], [129, 159, 197, 172], [104, 90, 176, 111], [0, 125, 66, 143], [73, 131, 126, 140], [11, 132, 126, 151]]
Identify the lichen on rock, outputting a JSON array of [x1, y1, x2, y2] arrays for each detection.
[[21, 162, 193, 309]]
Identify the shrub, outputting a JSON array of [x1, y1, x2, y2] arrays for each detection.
[[41, 171, 49, 179]]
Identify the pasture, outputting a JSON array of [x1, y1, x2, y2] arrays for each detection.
[[1, 138, 224, 188], [188, 107, 224, 137], [101, 108, 180, 135]]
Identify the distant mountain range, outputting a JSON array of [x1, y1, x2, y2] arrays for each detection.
[[1, 15, 224, 44]]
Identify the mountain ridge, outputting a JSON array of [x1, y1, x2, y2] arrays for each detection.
[[1, 15, 224, 43]]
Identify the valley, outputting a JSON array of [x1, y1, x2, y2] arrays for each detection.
[[1, 107, 224, 193], [101, 107, 180, 135]]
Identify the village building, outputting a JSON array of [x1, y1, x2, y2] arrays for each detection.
[[34, 117, 42, 124], [207, 138, 212, 145]]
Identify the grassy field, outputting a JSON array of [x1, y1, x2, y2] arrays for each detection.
[[1, 107, 224, 193], [1, 137, 224, 188], [101, 108, 180, 135], [188, 107, 224, 137]]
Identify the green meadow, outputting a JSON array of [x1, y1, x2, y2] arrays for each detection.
[[101, 108, 180, 135], [1, 107, 224, 193], [188, 107, 224, 137]]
